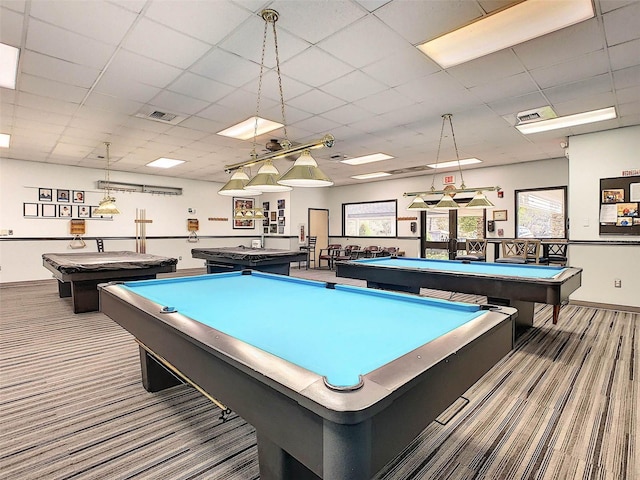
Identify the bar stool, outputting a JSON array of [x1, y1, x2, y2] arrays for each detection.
[[299, 236, 317, 269]]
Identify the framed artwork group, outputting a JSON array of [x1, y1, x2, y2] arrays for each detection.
[[26, 187, 111, 219]]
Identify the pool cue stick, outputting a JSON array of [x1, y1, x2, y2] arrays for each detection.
[[135, 339, 231, 417]]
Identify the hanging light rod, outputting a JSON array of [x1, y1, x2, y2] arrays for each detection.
[[404, 185, 501, 197], [224, 134, 335, 174]]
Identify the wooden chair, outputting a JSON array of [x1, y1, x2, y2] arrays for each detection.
[[318, 244, 342, 269], [299, 236, 317, 269], [455, 239, 487, 261], [546, 242, 568, 266], [525, 239, 543, 264], [379, 246, 400, 257], [496, 240, 528, 263], [334, 245, 361, 262], [362, 245, 382, 258]]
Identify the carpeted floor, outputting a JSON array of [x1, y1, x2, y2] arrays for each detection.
[[0, 267, 637, 479]]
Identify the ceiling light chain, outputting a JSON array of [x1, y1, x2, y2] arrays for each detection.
[[267, 9, 290, 148], [406, 113, 497, 211]]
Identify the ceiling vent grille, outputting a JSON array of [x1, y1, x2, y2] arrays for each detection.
[[516, 106, 557, 125], [135, 107, 186, 125]]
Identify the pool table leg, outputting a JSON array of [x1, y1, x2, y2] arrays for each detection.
[[57, 280, 72, 298], [139, 346, 182, 393], [257, 433, 321, 480], [322, 418, 372, 480], [553, 304, 560, 324], [487, 297, 534, 341]]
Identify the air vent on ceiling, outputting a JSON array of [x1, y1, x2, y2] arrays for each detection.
[[516, 106, 557, 125], [135, 107, 186, 125]]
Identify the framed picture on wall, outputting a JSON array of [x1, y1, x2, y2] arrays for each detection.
[[23, 203, 38, 217], [233, 197, 255, 229], [493, 210, 507, 221], [77, 205, 91, 218], [42, 204, 57, 217], [73, 190, 85, 203], [39, 188, 53, 201], [57, 189, 70, 202], [58, 205, 72, 217]]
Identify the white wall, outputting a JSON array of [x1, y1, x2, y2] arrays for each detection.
[[0, 158, 266, 282], [326, 157, 569, 256], [568, 125, 640, 307]]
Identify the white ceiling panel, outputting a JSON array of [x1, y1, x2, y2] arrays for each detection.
[[144, 0, 251, 45], [25, 19, 117, 69], [28, 0, 138, 45], [1, 0, 638, 187], [122, 18, 211, 69]]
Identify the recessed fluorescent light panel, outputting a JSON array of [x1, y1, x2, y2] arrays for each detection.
[[0, 133, 10, 148], [516, 107, 617, 134], [351, 172, 392, 180], [427, 158, 482, 169], [417, 0, 595, 68], [0, 43, 19, 89], [146, 158, 185, 168], [341, 153, 394, 165], [217, 116, 283, 140]]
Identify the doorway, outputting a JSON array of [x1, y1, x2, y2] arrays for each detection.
[[420, 208, 486, 259], [308, 208, 329, 267]]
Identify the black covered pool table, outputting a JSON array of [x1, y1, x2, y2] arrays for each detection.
[[42, 251, 177, 313], [191, 246, 307, 275], [99, 270, 516, 480]]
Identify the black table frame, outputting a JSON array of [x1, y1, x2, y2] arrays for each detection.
[[336, 259, 582, 335], [191, 247, 307, 275], [42, 252, 177, 313], [99, 273, 515, 480]]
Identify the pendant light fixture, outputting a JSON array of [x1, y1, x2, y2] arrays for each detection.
[[94, 142, 120, 215]]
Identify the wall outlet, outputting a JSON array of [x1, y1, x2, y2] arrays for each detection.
[[614, 279, 622, 288]]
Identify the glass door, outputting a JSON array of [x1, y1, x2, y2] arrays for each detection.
[[421, 208, 486, 259]]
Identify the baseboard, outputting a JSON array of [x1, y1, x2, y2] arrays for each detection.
[[569, 300, 640, 314]]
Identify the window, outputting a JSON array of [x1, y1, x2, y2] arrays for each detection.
[[516, 187, 567, 239], [343, 200, 397, 237]]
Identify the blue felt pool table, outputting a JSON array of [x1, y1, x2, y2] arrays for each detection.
[[99, 270, 516, 480], [336, 257, 582, 333]]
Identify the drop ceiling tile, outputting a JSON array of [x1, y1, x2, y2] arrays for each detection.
[[58, 134, 105, 148], [613, 65, 640, 90], [271, 0, 367, 44], [354, 88, 415, 115], [167, 72, 234, 103], [216, 87, 278, 114], [290, 115, 341, 136], [62, 127, 109, 143], [105, 50, 183, 88], [608, 38, 640, 70], [123, 18, 211, 69], [260, 103, 313, 125], [20, 74, 88, 103], [286, 89, 345, 115], [124, 116, 175, 134], [1, 1, 26, 14], [26, 19, 117, 69], [14, 106, 73, 127], [529, 51, 609, 89], [487, 92, 550, 116], [29, 0, 137, 45], [144, 0, 250, 45], [514, 19, 603, 70], [281, 47, 352, 88], [16, 92, 79, 115], [164, 126, 210, 141], [21, 51, 100, 88], [196, 102, 245, 125], [109, 0, 147, 13], [14, 117, 66, 135], [83, 93, 144, 115], [151, 90, 210, 116], [355, 1, 392, 12], [0, 7, 23, 45], [320, 104, 372, 125], [255, 71, 313, 103], [361, 47, 439, 88], [318, 16, 409, 69], [469, 72, 539, 104], [94, 73, 161, 103], [177, 116, 225, 134], [374, 0, 483, 44], [543, 74, 613, 106], [51, 143, 94, 157], [219, 14, 310, 69], [603, 2, 640, 46], [447, 50, 525, 88], [320, 70, 387, 102], [191, 48, 261, 87]]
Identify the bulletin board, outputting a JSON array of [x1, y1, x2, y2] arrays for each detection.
[[599, 175, 640, 235]]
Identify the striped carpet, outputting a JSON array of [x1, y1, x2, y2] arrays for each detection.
[[0, 268, 637, 480]]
